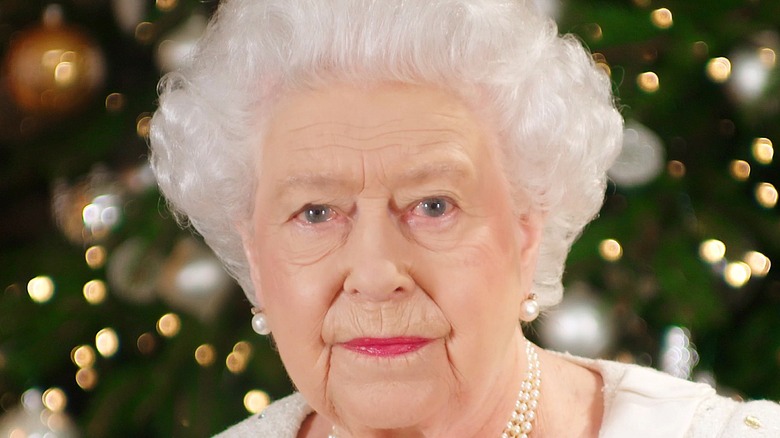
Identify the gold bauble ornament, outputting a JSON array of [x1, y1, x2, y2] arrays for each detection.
[[3, 20, 105, 115]]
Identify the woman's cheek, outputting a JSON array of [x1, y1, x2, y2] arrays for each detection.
[[273, 221, 350, 267], [404, 213, 467, 252], [261, 260, 336, 352]]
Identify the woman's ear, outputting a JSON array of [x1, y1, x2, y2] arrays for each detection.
[[517, 208, 546, 268], [514, 208, 546, 302], [238, 222, 265, 308]]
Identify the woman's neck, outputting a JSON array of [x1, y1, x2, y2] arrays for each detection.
[[533, 349, 604, 437]]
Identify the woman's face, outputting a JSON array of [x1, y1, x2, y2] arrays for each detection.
[[243, 83, 543, 433]]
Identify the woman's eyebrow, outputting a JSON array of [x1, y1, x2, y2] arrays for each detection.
[[272, 154, 476, 199]]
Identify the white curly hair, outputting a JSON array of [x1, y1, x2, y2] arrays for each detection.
[[149, 0, 623, 308]]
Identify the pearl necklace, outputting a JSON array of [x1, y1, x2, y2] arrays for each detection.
[[501, 340, 541, 438], [329, 340, 541, 438]]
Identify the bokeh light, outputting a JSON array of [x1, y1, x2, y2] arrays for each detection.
[[743, 251, 771, 277], [667, 160, 686, 178], [27, 276, 55, 303], [538, 289, 613, 358], [233, 341, 252, 357], [699, 239, 726, 264], [42, 387, 67, 412], [637, 71, 660, 92], [21, 388, 43, 411], [759, 47, 776, 67], [755, 182, 778, 208], [156, 313, 181, 338], [54, 60, 76, 86], [137, 332, 157, 355], [136, 114, 152, 138], [71, 345, 96, 368], [243, 390, 270, 414], [729, 160, 751, 181], [104, 92, 126, 112], [660, 326, 698, 379], [729, 48, 773, 102], [692, 41, 709, 58], [592, 53, 611, 77], [95, 328, 119, 358], [724, 261, 751, 288], [41, 387, 68, 412], [752, 138, 774, 165], [226, 351, 249, 374], [157, 0, 178, 12], [194, 344, 216, 367], [585, 23, 603, 41], [610, 120, 665, 187], [82, 192, 122, 239], [706, 57, 732, 83], [599, 239, 623, 262], [85, 245, 107, 269], [83, 279, 107, 304], [650, 8, 673, 29], [226, 341, 253, 374], [135, 22, 155, 44], [76, 368, 98, 390]]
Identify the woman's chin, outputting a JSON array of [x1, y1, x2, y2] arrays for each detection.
[[324, 341, 450, 429], [331, 380, 441, 430]]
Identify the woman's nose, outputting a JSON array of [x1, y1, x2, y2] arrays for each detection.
[[341, 209, 415, 301]]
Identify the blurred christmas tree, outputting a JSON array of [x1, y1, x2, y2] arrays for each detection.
[[0, 0, 778, 436]]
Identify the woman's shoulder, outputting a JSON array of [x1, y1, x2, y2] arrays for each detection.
[[689, 395, 780, 437], [604, 360, 780, 437], [556, 352, 780, 437], [213, 392, 311, 438]]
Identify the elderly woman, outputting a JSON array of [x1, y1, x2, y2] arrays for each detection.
[[150, 0, 780, 437]]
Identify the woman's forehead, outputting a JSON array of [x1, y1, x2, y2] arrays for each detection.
[[263, 82, 485, 140], [256, 83, 497, 184]]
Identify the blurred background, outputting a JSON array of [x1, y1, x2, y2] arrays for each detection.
[[1, 0, 779, 436]]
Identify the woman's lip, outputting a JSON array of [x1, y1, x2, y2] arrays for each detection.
[[339, 337, 433, 357]]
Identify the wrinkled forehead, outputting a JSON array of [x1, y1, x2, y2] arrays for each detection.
[[256, 82, 500, 181]]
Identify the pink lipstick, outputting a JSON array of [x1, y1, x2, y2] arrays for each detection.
[[340, 337, 432, 357]]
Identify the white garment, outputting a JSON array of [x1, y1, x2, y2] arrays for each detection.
[[215, 355, 780, 437]]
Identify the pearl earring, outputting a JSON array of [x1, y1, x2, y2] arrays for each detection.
[[251, 308, 271, 335], [519, 293, 540, 322]]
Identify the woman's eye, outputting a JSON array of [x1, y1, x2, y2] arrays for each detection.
[[413, 198, 450, 218], [297, 205, 335, 223]]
